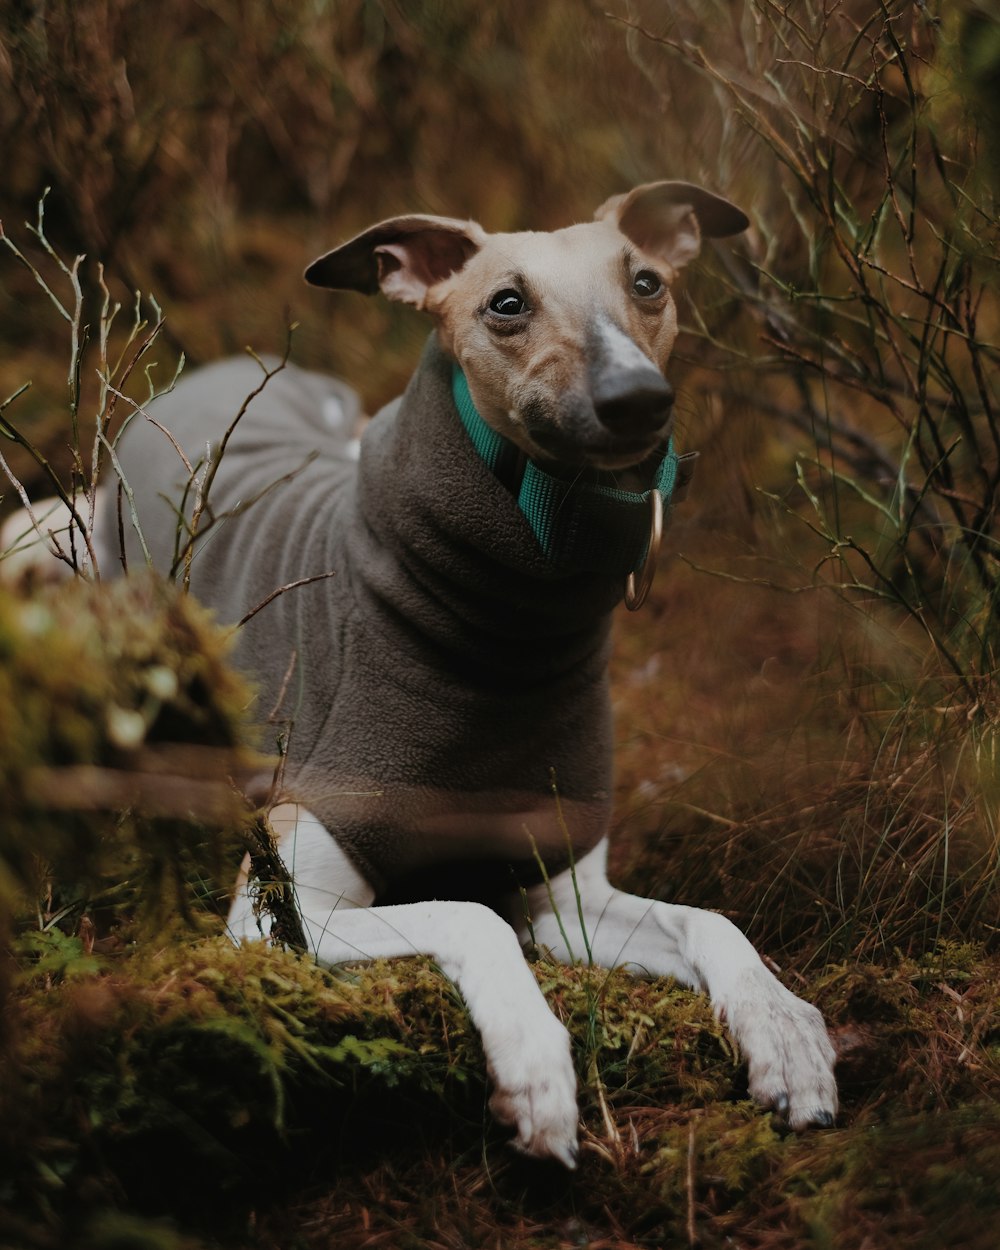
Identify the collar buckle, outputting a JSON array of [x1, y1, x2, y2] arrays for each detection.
[[623, 488, 663, 612]]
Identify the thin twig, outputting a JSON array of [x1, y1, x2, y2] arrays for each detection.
[[686, 1118, 699, 1248], [236, 571, 337, 629]]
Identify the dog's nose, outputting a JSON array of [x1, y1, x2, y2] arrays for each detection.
[[592, 368, 675, 435]]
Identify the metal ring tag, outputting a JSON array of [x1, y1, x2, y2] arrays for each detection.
[[624, 489, 663, 612]]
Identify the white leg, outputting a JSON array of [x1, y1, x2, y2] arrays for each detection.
[[521, 839, 837, 1130], [227, 803, 377, 946], [0, 497, 80, 582], [227, 805, 579, 1167]]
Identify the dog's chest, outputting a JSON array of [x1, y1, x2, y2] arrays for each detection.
[[300, 781, 614, 898]]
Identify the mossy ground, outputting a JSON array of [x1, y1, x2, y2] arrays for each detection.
[[4, 923, 1000, 1249], [0, 570, 997, 1248]]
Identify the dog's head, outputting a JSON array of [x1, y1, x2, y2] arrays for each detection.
[[306, 182, 748, 471]]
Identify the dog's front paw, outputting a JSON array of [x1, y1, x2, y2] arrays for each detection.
[[726, 967, 838, 1130], [486, 1013, 579, 1168]]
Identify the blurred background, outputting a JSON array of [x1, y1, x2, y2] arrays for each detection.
[[1, 0, 998, 959]]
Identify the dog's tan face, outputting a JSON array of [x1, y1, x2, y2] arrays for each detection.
[[424, 218, 683, 470], [306, 181, 748, 471]]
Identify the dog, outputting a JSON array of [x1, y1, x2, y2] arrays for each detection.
[[2, 182, 837, 1166]]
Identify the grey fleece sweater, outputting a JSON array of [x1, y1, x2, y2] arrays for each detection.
[[106, 337, 623, 897]]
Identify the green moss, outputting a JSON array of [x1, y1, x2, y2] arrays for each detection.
[[539, 964, 733, 1107], [4, 937, 999, 1248], [0, 941, 760, 1244], [81, 1211, 208, 1250], [0, 574, 258, 932], [645, 1103, 785, 1201], [2, 939, 419, 1241], [783, 1108, 1000, 1250]]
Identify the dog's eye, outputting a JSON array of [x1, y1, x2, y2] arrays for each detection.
[[632, 270, 664, 299], [489, 289, 528, 316]]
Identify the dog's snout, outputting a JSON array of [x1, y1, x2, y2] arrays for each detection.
[[592, 368, 674, 434]]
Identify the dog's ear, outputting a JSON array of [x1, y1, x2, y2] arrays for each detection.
[[305, 215, 487, 306], [596, 181, 749, 270]]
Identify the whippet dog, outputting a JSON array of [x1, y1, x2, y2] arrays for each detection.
[[3, 183, 837, 1166]]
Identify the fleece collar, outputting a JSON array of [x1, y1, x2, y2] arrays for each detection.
[[451, 364, 687, 584]]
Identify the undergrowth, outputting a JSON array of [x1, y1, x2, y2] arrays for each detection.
[[2, 932, 998, 1249], [2, 1, 1000, 1248], [0, 576, 253, 944]]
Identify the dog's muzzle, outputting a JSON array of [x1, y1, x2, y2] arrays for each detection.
[[592, 367, 675, 440]]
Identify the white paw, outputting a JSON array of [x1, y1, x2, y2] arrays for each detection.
[[725, 967, 838, 1130], [485, 1013, 579, 1168]]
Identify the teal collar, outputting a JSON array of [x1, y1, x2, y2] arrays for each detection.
[[452, 364, 688, 600]]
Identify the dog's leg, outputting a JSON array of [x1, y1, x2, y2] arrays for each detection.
[[520, 839, 837, 1130], [0, 496, 82, 582], [227, 805, 580, 1166], [227, 803, 377, 943]]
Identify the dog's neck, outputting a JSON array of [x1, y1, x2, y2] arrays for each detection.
[[450, 362, 679, 584], [349, 336, 677, 682]]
